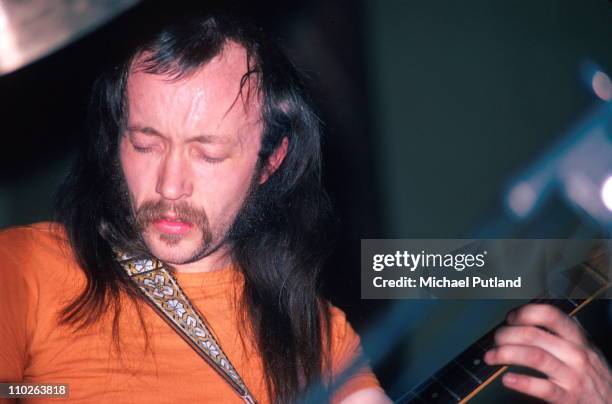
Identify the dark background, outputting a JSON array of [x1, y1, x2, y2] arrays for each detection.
[[1, 1, 611, 402]]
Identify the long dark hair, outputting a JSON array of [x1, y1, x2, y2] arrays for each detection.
[[56, 14, 333, 403]]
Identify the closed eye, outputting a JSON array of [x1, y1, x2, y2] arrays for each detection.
[[192, 147, 227, 164], [200, 155, 226, 164], [133, 144, 153, 153]]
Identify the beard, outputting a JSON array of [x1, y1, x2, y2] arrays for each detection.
[[135, 198, 212, 247], [127, 171, 271, 266], [131, 196, 226, 265], [106, 152, 276, 265], [134, 199, 212, 246]]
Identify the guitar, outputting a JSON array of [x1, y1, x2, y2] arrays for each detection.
[[395, 242, 610, 403]]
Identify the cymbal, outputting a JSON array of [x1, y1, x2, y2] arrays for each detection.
[[0, 0, 140, 76]]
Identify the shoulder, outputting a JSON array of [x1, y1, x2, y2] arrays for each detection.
[[0, 221, 82, 290], [328, 305, 356, 342], [0, 221, 69, 257], [326, 304, 362, 361]]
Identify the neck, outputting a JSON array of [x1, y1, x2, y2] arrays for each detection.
[[171, 245, 234, 273]]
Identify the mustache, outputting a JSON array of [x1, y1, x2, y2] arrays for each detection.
[[135, 200, 210, 232]]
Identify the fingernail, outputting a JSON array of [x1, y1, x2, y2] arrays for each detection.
[[504, 373, 516, 384], [484, 350, 494, 363]]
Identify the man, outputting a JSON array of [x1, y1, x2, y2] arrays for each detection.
[[0, 13, 610, 404], [0, 14, 389, 404]]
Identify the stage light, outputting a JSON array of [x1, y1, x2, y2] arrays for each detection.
[[592, 71, 612, 101], [507, 181, 537, 218]]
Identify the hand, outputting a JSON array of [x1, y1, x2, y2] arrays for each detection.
[[484, 303, 612, 403]]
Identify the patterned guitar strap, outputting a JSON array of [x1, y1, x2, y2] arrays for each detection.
[[115, 250, 257, 404]]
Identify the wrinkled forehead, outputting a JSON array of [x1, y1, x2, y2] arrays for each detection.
[[126, 41, 262, 133]]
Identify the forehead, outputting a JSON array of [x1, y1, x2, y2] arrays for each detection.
[[126, 41, 261, 137]]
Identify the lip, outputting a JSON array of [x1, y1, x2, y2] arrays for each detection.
[[153, 219, 194, 235]]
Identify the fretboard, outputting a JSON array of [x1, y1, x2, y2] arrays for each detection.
[[395, 245, 610, 404]]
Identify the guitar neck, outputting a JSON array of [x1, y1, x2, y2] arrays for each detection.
[[396, 244, 610, 404]]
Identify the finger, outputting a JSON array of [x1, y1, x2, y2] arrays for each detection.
[[502, 372, 568, 403], [484, 345, 574, 385], [507, 304, 587, 346], [494, 325, 589, 369]]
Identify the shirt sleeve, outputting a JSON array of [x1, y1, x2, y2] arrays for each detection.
[[0, 228, 32, 384], [328, 305, 385, 403]]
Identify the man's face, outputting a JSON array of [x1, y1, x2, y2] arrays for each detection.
[[119, 42, 263, 266]]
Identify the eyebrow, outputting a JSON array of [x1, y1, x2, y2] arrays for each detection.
[[127, 125, 230, 144]]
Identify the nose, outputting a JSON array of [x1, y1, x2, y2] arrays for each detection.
[[155, 149, 193, 200]]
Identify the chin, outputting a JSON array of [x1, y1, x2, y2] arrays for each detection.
[[143, 232, 204, 265]]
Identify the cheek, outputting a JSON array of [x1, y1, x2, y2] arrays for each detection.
[[119, 139, 154, 205], [194, 159, 257, 221]]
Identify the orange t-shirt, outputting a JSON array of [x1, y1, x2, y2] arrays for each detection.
[[0, 223, 381, 403]]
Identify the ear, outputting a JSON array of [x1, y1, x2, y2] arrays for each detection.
[[259, 137, 288, 184]]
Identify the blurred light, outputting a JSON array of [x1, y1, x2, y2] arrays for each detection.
[[0, 2, 21, 74], [558, 125, 612, 224], [565, 173, 595, 210], [507, 181, 537, 218], [602, 176, 612, 212], [592, 71, 612, 101], [0, 0, 141, 76], [506, 101, 611, 225]]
